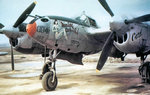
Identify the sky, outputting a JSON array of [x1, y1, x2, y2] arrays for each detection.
[[0, 0, 150, 45]]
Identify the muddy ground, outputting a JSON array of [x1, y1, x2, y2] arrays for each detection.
[[0, 49, 150, 95]]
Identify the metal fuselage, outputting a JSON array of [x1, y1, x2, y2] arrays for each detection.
[[27, 16, 105, 54]]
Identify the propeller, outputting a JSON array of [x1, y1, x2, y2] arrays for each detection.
[[10, 39, 14, 70], [13, 1, 37, 28], [98, 0, 114, 17], [96, 31, 115, 71], [96, 0, 114, 71], [11, 1, 36, 70], [0, 1, 36, 70], [0, 27, 15, 70], [125, 14, 150, 24]]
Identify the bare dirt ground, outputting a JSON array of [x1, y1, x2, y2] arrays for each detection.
[[0, 48, 150, 95]]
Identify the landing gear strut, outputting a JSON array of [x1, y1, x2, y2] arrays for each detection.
[[41, 50, 60, 91], [139, 55, 150, 83]]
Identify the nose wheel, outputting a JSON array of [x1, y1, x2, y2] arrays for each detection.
[[42, 72, 58, 91], [41, 50, 60, 91]]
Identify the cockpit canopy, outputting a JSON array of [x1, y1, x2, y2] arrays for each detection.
[[75, 14, 98, 28]]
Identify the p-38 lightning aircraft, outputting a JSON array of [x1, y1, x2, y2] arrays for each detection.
[[0, 0, 124, 91]]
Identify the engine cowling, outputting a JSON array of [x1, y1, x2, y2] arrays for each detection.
[[113, 23, 148, 54]]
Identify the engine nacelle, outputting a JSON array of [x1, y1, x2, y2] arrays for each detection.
[[113, 23, 149, 54], [11, 34, 46, 54]]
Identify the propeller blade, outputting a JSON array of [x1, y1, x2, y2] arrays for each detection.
[[98, 0, 114, 17], [13, 1, 37, 28], [0, 23, 4, 34], [10, 41, 15, 71], [125, 14, 150, 24], [96, 32, 114, 71], [0, 23, 4, 29]]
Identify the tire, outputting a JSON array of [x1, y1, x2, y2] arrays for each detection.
[[42, 72, 58, 91]]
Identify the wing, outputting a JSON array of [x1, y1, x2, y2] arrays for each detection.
[[90, 31, 111, 45]]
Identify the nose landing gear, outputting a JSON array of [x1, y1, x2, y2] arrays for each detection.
[[41, 50, 60, 91]]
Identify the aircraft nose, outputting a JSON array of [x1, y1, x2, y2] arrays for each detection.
[[26, 22, 37, 37]]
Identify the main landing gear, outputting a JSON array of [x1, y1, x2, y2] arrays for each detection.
[[40, 50, 60, 91], [139, 55, 150, 83]]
